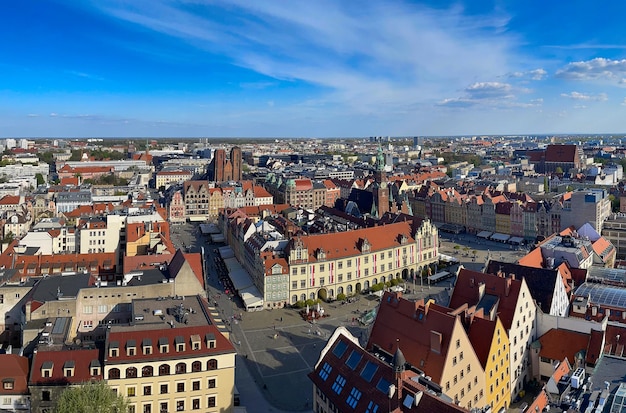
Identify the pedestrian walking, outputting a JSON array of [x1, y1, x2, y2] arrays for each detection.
[[280, 316, 283, 322]]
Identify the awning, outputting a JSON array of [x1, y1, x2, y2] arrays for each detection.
[[490, 233, 510, 242], [477, 231, 492, 239], [509, 236, 524, 245], [223, 257, 255, 291], [439, 253, 459, 263], [240, 286, 264, 311]]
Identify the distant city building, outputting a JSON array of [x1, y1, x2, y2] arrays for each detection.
[[209, 147, 242, 182]]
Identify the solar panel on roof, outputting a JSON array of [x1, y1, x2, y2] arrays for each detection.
[[376, 377, 391, 394], [52, 317, 67, 334]]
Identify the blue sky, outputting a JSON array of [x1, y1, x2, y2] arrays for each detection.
[[2, 1, 626, 138]]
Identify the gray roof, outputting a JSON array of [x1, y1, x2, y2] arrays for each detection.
[[30, 274, 92, 302]]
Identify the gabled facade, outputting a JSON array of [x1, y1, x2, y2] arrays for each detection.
[[0, 354, 30, 412]]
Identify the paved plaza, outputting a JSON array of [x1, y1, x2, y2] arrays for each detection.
[[171, 222, 523, 411]]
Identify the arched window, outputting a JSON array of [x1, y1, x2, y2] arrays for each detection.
[[126, 367, 137, 378], [364, 281, 370, 289], [300, 294, 306, 301], [192, 361, 202, 372], [175, 363, 186, 374], [309, 292, 315, 300], [347, 285, 353, 293], [142, 366, 153, 377], [337, 287, 343, 295], [292, 295, 298, 304], [158, 364, 170, 376], [108, 368, 120, 379], [207, 359, 218, 370]]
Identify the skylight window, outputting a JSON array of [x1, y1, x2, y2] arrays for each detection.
[[346, 387, 362, 408], [319, 362, 332, 381], [332, 375, 346, 394], [360, 361, 378, 382], [376, 377, 391, 394], [346, 350, 363, 370], [365, 400, 380, 413], [333, 340, 348, 358]]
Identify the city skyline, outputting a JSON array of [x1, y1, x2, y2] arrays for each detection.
[[3, 1, 626, 138]]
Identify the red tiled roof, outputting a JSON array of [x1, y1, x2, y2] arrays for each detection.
[[294, 179, 312, 191], [29, 349, 102, 385], [517, 247, 544, 268], [0, 355, 29, 394], [466, 316, 497, 368], [527, 388, 550, 413], [449, 268, 522, 331], [0, 195, 20, 205], [367, 293, 458, 383], [551, 358, 571, 383], [538, 329, 590, 363]]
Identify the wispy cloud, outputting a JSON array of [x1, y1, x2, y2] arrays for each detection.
[[508, 68, 547, 80], [560, 91, 608, 101], [26, 113, 39, 117], [555, 58, 626, 82], [65, 70, 105, 81], [91, 0, 531, 114], [438, 81, 537, 109]]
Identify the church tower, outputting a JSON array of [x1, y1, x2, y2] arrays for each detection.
[[371, 143, 389, 216]]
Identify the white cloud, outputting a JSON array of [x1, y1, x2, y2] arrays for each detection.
[[26, 113, 39, 117], [49, 113, 58, 117], [622, 98, 626, 106], [560, 91, 608, 101], [555, 58, 626, 81], [508, 68, 546, 80]]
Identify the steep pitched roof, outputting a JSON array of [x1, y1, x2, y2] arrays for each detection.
[[367, 293, 458, 383], [0, 355, 29, 394], [545, 144, 578, 163], [449, 268, 522, 331], [466, 316, 497, 368]]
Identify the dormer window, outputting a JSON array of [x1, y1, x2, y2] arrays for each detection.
[[400, 234, 408, 245], [109, 341, 119, 358], [206, 333, 216, 349], [41, 361, 53, 378], [126, 339, 136, 356], [142, 338, 152, 355], [317, 248, 326, 261], [64, 360, 75, 377], [191, 334, 201, 350], [361, 238, 371, 253], [90, 359, 101, 376], [158, 337, 169, 353], [2, 380, 14, 390], [175, 336, 185, 352]]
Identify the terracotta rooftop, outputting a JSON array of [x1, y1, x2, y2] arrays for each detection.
[[29, 348, 102, 385], [538, 329, 591, 365], [0, 354, 29, 394]]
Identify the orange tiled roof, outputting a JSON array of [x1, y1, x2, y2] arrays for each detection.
[[0, 195, 20, 205], [0, 354, 29, 393], [291, 221, 415, 262]]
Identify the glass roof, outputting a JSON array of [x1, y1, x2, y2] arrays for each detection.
[[575, 283, 626, 308]]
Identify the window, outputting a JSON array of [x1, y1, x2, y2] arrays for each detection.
[[160, 384, 168, 394], [159, 364, 170, 376], [143, 405, 151, 413], [460, 351, 464, 361], [2, 381, 13, 390], [456, 339, 460, 349], [176, 401, 184, 411], [42, 390, 51, 401], [319, 362, 332, 381], [192, 381, 200, 391], [320, 264, 325, 272], [160, 402, 168, 413], [127, 387, 136, 397], [467, 365, 471, 373], [453, 375, 457, 385], [192, 399, 200, 410], [143, 386, 151, 396], [446, 381, 450, 391], [338, 262, 343, 269], [300, 267, 306, 275], [177, 383, 185, 393], [126, 367, 137, 378], [365, 400, 379, 413], [109, 368, 120, 379], [347, 260, 352, 267], [346, 387, 362, 408], [192, 361, 201, 372], [453, 357, 457, 366], [332, 375, 347, 394], [175, 363, 186, 374], [460, 370, 464, 379], [208, 397, 216, 408], [208, 379, 216, 388], [142, 366, 153, 377], [207, 359, 218, 370], [292, 281, 297, 289], [300, 280, 306, 288]]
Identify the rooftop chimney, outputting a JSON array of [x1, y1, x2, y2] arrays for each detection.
[[505, 277, 512, 297]]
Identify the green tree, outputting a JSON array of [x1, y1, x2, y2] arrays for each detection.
[[543, 176, 549, 193], [555, 166, 564, 174], [55, 381, 128, 413], [35, 173, 45, 186]]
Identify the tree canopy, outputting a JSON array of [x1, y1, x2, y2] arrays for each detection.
[[55, 381, 128, 413]]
